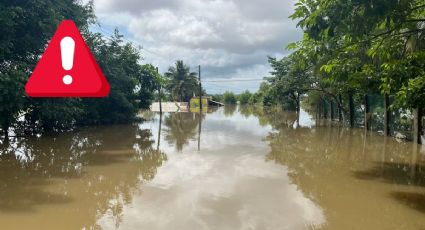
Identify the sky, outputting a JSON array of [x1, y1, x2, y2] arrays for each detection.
[[90, 0, 302, 94]]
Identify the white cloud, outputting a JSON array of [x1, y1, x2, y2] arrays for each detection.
[[91, 0, 302, 93]]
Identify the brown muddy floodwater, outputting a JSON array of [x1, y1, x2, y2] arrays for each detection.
[[0, 106, 425, 230]]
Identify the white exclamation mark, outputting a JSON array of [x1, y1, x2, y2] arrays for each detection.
[[60, 36, 75, 85]]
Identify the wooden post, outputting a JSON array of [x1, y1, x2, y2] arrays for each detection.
[[198, 106, 202, 151], [338, 94, 343, 122], [413, 106, 423, 144], [349, 93, 355, 127], [384, 94, 390, 136], [198, 65, 202, 110], [156, 67, 162, 114], [364, 94, 370, 130]]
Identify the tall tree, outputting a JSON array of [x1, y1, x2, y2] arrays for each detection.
[[79, 31, 143, 125], [268, 52, 313, 112], [138, 64, 164, 109], [290, 0, 425, 109], [0, 0, 94, 135], [165, 60, 198, 102]]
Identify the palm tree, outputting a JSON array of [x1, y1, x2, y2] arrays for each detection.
[[165, 60, 198, 102], [163, 112, 200, 151]]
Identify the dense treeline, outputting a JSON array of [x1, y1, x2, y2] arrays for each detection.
[[253, 0, 425, 140], [210, 90, 254, 105], [0, 1, 161, 137]]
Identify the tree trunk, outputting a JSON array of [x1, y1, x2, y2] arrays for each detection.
[[296, 94, 301, 114], [316, 103, 319, 119], [413, 106, 423, 144], [338, 94, 343, 122], [323, 99, 328, 119], [318, 102, 322, 119], [349, 94, 355, 127], [198, 112, 202, 151], [330, 100, 335, 120], [159, 86, 162, 114], [364, 94, 370, 130], [384, 94, 390, 136]]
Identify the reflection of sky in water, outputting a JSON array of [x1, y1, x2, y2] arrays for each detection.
[[298, 109, 315, 128], [99, 107, 324, 229], [139, 109, 273, 154]]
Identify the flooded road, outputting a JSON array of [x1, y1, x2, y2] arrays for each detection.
[[0, 106, 424, 229]]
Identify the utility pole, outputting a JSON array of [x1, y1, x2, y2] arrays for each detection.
[[198, 65, 202, 151], [156, 67, 162, 114], [198, 65, 202, 110]]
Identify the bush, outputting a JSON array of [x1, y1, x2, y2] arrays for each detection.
[[223, 91, 237, 104], [238, 90, 252, 104]]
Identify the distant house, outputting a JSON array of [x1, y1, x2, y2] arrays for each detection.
[[190, 97, 224, 108]]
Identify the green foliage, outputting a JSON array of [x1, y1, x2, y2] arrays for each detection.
[[78, 32, 143, 125], [249, 82, 270, 105], [0, 70, 26, 132], [0, 0, 94, 134], [381, 51, 425, 108], [0, 1, 159, 135], [165, 60, 198, 102], [27, 98, 84, 132], [223, 91, 237, 104], [138, 64, 163, 109], [248, 93, 262, 105], [211, 94, 223, 102], [238, 90, 252, 104], [254, 0, 425, 113], [252, 54, 312, 110], [262, 90, 277, 107], [267, 54, 313, 110]]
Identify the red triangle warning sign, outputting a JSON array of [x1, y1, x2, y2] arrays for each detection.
[[25, 20, 110, 97]]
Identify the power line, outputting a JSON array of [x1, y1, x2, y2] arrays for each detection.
[[96, 24, 171, 62], [96, 24, 267, 85]]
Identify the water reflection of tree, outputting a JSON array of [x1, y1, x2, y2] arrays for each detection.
[[163, 112, 202, 151], [264, 122, 424, 186], [260, 110, 425, 228], [239, 105, 264, 120], [135, 127, 167, 181], [223, 105, 237, 117], [0, 124, 167, 229]]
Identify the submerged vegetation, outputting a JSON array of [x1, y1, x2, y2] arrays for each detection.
[[223, 91, 237, 104], [247, 0, 425, 141], [261, 0, 425, 110], [0, 1, 203, 137], [0, 1, 162, 136], [1, 0, 425, 143]]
